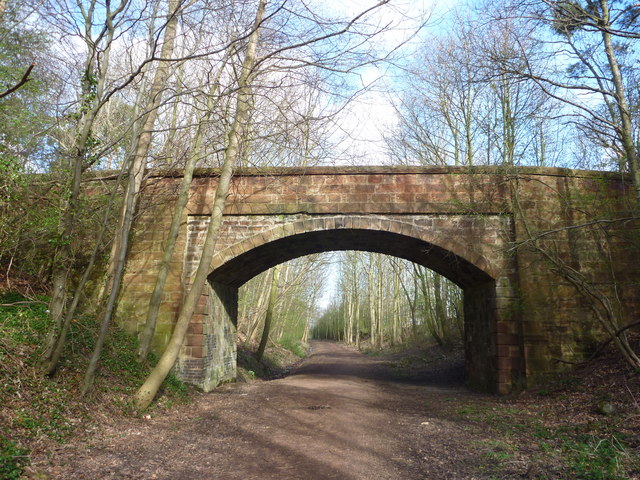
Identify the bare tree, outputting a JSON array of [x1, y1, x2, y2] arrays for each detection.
[[134, 0, 269, 409], [256, 264, 280, 362], [40, 0, 142, 372], [491, 0, 640, 203]]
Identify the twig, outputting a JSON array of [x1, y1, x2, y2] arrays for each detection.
[[510, 216, 639, 252], [5, 256, 13, 290], [0, 301, 47, 307], [552, 320, 640, 366], [0, 63, 35, 99], [624, 382, 639, 413]]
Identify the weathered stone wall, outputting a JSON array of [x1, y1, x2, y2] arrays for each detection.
[[509, 172, 639, 382], [116, 166, 639, 393]]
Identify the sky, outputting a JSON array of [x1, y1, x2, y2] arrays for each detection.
[[310, 0, 464, 309], [320, 0, 462, 166]]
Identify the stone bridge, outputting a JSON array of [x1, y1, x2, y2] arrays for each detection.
[[116, 166, 639, 395]]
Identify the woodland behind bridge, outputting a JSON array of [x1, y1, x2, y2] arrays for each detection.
[[0, 0, 639, 478]]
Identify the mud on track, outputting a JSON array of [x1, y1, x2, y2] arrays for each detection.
[[42, 341, 512, 480]]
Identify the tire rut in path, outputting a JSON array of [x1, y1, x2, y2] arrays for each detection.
[[47, 341, 497, 480]]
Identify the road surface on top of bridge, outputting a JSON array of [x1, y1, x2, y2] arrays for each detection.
[[42, 341, 528, 479]]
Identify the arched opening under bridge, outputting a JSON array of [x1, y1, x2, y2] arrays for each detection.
[[191, 223, 520, 394]]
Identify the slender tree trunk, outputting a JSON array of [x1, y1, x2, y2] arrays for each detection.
[[81, 0, 182, 395], [399, 267, 418, 339], [376, 256, 383, 349], [134, 0, 267, 410], [416, 265, 444, 346], [43, 171, 124, 375], [245, 273, 272, 344], [344, 290, 353, 344], [40, 0, 120, 360], [272, 263, 290, 340], [138, 57, 229, 361], [302, 287, 315, 344], [42, 103, 98, 366], [366, 256, 377, 348], [103, 0, 182, 298], [256, 265, 280, 362], [391, 263, 400, 345], [433, 273, 447, 345], [355, 298, 361, 349]]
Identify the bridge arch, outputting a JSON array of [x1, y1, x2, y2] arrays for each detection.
[[209, 216, 497, 286], [183, 214, 521, 395], [119, 167, 638, 397]]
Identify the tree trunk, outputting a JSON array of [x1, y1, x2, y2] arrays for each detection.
[[43, 171, 124, 375], [366, 256, 377, 349], [40, 0, 126, 364], [256, 264, 280, 362], [134, 0, 267, 410], [302, 285, 316, 344], [376, 255, 384, 349], [245, 273, 272, 344], [41, 103, 98, 367], [433, 272, 448, 345], [599, 0, 640, 207], [81, 0, 182, 395], [391, 263, 400, 345], [102, 0, 182, 300], [138, 54, 229, 361]]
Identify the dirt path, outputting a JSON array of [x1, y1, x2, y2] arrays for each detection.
[[44, 341, 510, 479]]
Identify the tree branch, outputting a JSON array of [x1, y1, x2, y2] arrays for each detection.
[[0, 64, 35, 99], [509, 215, 639, 252]]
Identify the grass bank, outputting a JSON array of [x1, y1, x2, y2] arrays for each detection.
[[1, 292, 310, 479], [0, 292, 188, 479]]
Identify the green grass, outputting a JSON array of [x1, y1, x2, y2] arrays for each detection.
[[277, 337, 307, 358], [0, 292, 50, 344], [563, 434, 631, 480], [0, 436, 30, 480]]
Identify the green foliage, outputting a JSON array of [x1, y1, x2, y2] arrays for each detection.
[[481, 439, 516, 463], [0, 6, 56, 168], [448, 397, 638, 479], [69, 310, 187, 400], [0, 436, 29, 480], [0, 173, 118, 295], [278, 337, 307, 358], [551, 1, 589, 36], [564, 435, 630, 480], [0, 291, 189, 460], [158, 369, 188, 398], [0, 292, 51, 345], [311, 303, 345, 341]]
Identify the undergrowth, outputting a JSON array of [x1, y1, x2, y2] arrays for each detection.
[[458, 402, 637, 479], [277, 337, 307, 358], [0, 292, 188, 478], [449, 353, 640, 479], [236, 337, 307, 382]]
